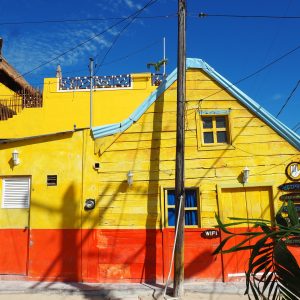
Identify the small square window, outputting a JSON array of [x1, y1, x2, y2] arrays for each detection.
[[216, 116, 226, 128], [165, 189, 199, 227], [199, 113, 230, 145], [47, 175, 57, 186], [204, 132, 214, 143], [217, 131, 228, 143], [202, 117, 213, 129]]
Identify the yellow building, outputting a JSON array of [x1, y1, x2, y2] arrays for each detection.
[[0, 57, 299, 283]]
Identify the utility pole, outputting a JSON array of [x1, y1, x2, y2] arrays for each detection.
[[174, 0, 186, 298], [89, 58, 94, 129], [163, 37, 166, 77]]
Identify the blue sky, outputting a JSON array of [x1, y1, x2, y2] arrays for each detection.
[[1, 0, 300, 131]]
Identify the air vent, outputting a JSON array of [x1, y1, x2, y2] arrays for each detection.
[[47, 175, 57, 186]]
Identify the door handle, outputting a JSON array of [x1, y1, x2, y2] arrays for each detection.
[[24, 226, 28, 231]]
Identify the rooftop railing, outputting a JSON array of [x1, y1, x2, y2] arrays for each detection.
[[59, 74, 132, 90], [151, 73, 164, 86], [0, 89, 42, 121]]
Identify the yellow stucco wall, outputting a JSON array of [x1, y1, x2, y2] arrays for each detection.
[[0, 73, 156, 139], [0, 132, 83, 229], [0, 69, 299, 230], [0, 83, 16, 100]]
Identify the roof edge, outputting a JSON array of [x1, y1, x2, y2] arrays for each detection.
[[92, 58, 300, 151]]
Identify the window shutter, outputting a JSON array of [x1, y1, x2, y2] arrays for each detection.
[[2, 178, 30, 209]]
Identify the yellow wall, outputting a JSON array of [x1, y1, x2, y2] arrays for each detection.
[[0, 69, 299, 230], [0, 132, 83, 229], [90, 69, 300, 229], [0, 73, 156, 139], [0, 83, 16, 100]]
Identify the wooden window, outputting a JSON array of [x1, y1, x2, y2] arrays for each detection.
[[165, 189, 199, 227], [202, 115, 229, 144], [197, 109, 231, 148], [2, 177, 30, 209]]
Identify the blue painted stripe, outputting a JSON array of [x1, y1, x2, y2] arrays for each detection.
[[199, 109, 231, 115], [92, 58, 300, 150]]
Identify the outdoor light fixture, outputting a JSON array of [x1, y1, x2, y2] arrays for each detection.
[[242, 166, 250, 184], [12, 150, 20, 166], [127, 170, 133, 186]]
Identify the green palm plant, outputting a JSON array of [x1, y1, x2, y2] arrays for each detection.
[[214, 200, 300, 300], [146, 59, 168, 72]]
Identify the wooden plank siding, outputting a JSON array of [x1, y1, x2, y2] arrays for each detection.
[[94, 69, 299, 230]]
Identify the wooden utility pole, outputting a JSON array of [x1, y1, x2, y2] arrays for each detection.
[[174, 0, 186, 298]]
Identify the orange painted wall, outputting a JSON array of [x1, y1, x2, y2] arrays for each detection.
[[0, 228, 223, 282]]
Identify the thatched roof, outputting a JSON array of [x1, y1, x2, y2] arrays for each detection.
[[0, 38, 35, 93]]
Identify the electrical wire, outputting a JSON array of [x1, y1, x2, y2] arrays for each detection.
[[292, 122, 300, 130], [3, 12, 300, 25], [197, 44, 300, 103], [276, 80, 300, 117], [249, 0, 293, 99], [3, 41, 300, 94], [101, 39, 160, 66], [0, 14, 177, 26], [94, 0, 159, 74], [8, 39, 161, 88], [16, 0, 159, 80], [199, 13, 300, 19]]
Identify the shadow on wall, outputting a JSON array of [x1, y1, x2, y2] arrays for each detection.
[[30, 183, 80, 286]]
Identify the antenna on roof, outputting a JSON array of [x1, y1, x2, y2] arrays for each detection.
[[146, 38, 168, 75], [56, 65, 62, 79]]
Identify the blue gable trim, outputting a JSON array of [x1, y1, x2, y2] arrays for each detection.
[[92, 58, 300, 150]]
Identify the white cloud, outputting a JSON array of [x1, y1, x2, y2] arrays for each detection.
[[124, 0, 142, 10], [2, 22, 114, 76], [98, 0, 142, 13], [272, 93, 282, 101]]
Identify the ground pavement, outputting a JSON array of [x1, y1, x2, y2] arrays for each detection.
[[0, 280, 249, 299]]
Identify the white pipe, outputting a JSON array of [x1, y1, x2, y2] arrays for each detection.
[[163, 195, 183, 300]]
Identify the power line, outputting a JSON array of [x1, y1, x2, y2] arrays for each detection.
[[2, 12, 300, 25], [94, 0, 159, 74], [0, 14, 176, 26], [276, 80, 300, 117], [292, 122, 300, 130], [199, 13, 300, 19], [101, 39, 160, 66], [17, 0, 159, 79], [197, 43, 300, 103], [6, 39, 161, 88]]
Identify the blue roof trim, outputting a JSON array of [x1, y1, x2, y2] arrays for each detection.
[[92, 58, 300, 150], [92, 67, 178, 139]]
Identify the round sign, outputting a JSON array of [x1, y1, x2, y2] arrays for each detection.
[[285, 162, 300, 181]]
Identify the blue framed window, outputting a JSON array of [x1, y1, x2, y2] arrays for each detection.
[[166, 189, 199, 227]]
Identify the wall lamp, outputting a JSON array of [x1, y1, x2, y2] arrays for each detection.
[[242, 166, 250, 184], [12, 150, 20, 166], [127, 170, 133, 186]]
